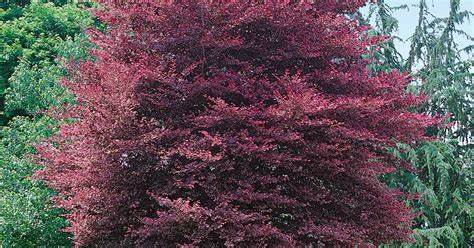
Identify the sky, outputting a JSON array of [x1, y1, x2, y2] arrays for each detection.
[[361, 0, 474, 58]]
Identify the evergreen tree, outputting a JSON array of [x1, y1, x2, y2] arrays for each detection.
[[364, 0, 473, 247]]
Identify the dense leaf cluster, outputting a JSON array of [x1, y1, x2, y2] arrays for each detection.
[[37, 0, 436, 246], [364, 0, 473, 247], [0, 0, 471, 247], [0, 1, 92, 246]]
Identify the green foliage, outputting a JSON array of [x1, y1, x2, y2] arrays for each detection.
[[365, 0, 473, 247], [4, 61, 67, 117], [0, 1, 31, 10], [0, 116, 70, 247], [405, 0, 473, 144], [0, 1, 92, 124], [5, 34, 91, 118], [362, 0, 407, 72], [0, 1, 93, 246], [383, 141, 472, 247]]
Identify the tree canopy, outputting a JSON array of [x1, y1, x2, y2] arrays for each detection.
[[0, 0, 471, 247], [0, 1, 92, 246]]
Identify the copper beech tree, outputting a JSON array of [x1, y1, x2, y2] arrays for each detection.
[[37, 0, 437, 246]]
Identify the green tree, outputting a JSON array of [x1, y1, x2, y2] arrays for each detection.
[[364, 0, 473, 247], [0, 1, 92, 246], [0, 0, 92, 124]]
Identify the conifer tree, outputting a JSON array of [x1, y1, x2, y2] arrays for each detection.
[[364, 0, 472, 247]]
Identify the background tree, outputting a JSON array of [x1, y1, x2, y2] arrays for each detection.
[[364, 0, 473, 247], [37, 0, 436, 247], [0, 1, 93, 246]]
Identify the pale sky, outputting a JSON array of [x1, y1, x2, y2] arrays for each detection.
[[361, 0, 474, 58]]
